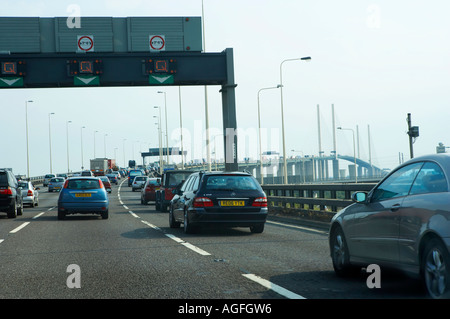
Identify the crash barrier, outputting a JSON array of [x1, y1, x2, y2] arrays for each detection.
[[261, 182, 377, 225]]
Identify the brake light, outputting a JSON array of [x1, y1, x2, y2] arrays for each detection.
[[27, 190, 33, 196], [99, 180, 104, 188], [252, 197, 267, 207], [0, 187, 13, 195], [193, 197, 213, 208], [63, 180, 69, 189]]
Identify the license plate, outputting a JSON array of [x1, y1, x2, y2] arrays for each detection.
[[75, 193, 91, 197], [220, 200, 244, 207]]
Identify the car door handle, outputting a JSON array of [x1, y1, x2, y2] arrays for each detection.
[[390, 204, 401, 212]]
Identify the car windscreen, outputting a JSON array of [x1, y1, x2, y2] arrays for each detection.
[[167, 173, 192, 187], [66, 179, 101, 190], [148, 179, 160, 186], [204, 175, 260, 191], [0, 173, 7, 186], [51, 178, 65, 182], [18, 182, 28, 188]]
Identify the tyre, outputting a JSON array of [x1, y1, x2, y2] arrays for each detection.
[[7, 200, 17, 218], [169, 205, 180, 228], [330, 225, 359, 277], [57, 211, 65, 220], [101, 210, 109, 220], [250, 223, 265, 233], [184, 210, 195, 234], [421, 238, 450, 299]]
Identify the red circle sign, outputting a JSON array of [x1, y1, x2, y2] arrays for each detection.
[[150, 35, 165, 51], [78, 36, 94, 52]]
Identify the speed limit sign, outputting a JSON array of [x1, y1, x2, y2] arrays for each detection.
[[77, 35, 94, 52], [149, 35, 165, 52]]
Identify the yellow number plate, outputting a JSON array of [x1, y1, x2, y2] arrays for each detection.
[[75, 193, 91, 197], [220, 200, 244, 207]]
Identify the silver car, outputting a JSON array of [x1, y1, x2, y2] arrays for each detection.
[[48, 177, 65, 192], [329, 153, 450, 298], [43, 174, 55, 187], [18, 181, 39, 207], [132, 176, 148, 191]]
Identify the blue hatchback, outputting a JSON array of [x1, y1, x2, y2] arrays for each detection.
[[57, 177, 109, 220]]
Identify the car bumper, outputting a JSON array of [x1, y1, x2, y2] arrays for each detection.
[[22, 196, 35, 204], [187, 208, 268, 227], [58, 201, 108, 215]]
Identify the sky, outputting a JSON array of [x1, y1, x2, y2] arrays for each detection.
[[0, 0, 449, 178]]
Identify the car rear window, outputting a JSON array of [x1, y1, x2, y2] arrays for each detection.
[[0, 173, 8, 186], [51, 178, 65, 182], [148, 179, 160, 185], [204, 175, 260, 191], [66, 179, 101, 190], [18, 182, 28, 188], [45, 174, 55, 178], [167, 173, 192, 187], [130, 171, 143, 177]]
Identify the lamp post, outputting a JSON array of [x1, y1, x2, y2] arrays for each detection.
[[25, 100, 33, 180], [154, 106, 164, 174], [201, 0, 211, 172], [123, 138, 127, 168], [48, 112, 55, 174], [104, 133, 108, 158], [81, 126, 85, 170], [94, 130, 98, 158], [178, 86, 184, 169], [337, 127, 357, 183], [158, 91, 169, 165], [66, 120, 72, 174], [257, 85, 281, 184], [279, 56, 311, 184]]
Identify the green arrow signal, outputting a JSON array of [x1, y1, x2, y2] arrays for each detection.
[[149, 74, 174, 85], [74, 75, 100, 86], [0, 77, 23, 87]]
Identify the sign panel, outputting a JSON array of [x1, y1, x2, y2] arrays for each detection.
[[77, 35, 94, 52], [149, 74, 174, 85], [74, 75, 99, 86], [149, 35, 165, 52]]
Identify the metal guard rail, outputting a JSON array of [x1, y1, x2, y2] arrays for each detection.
[[261, 183, 377, 223]]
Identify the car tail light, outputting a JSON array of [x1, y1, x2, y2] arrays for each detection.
[[99, 180, 104, 188], [252, 197, 267, 207], [63, 180, 69, 188], [27, 190, 33, 196], [0, 187, 13, 195], [193, 197, 213, 208]]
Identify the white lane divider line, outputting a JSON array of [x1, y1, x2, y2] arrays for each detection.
[[129, 211, 140, 218], [32, 212, 45, 219], [10, 222, 31, 234], [242, 273, 306, 299], [123, 205, 129, 209], [165, 233, 184, 243], [141, 220, 160, 230], [181, 242, 211, 256], [267, 220, 328, 235], [0, 239, 4, 244]]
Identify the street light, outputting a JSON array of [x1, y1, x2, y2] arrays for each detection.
[[104, 133, 108, 158], [257, 85, 281, 184], [48, 112, 55, 174], [158, 91, 169, 166], [279, 56, 311, 184], [25, 100, 33, 180], [337, 126, 357, 183], [94, 130, 98, 158], [154, 106, 164, 174], [201, 0, 211, 172], [81, 126, 85, 170], [66, 120, 72, 174]]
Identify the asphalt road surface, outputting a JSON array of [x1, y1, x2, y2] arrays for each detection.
[[0, 179, 429, 300]]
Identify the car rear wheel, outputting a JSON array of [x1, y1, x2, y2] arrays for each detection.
[[57, 210, 65, 220], [184, 210, 195, 234], [7, 201, 17, 218], [101, 210, 109, 220], [250, 223, 264, 233], [330, 225, 359, 277], [169, 205, 180, 228], [422, 238, 450, 299]]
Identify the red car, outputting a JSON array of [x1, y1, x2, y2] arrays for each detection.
[[141, 178, 161, 204], [98, 176, 112, 193]]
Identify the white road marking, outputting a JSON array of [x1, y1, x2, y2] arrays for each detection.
[[267, 220, 328, 235], [128, 211, 140, 218], [181, 242, 211, 256], [165, 233, 185, 243], [123, 205, 129, 209], [0, 239, 4, 244], [242, 273, 306, 299], [32, 212, 45, 219], [10, 222, 31, 233]]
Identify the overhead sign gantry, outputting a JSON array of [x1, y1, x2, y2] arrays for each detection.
[[0, 17, 238, 171]]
